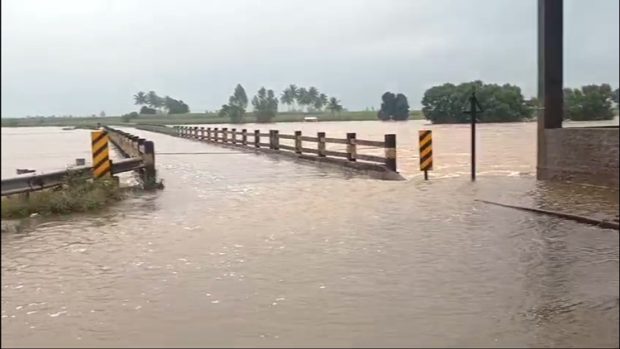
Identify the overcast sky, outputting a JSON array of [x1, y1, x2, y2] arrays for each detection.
[[1, 0, 618, 117]]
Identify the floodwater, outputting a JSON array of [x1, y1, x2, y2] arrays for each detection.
[[1, 120, 619, 348]]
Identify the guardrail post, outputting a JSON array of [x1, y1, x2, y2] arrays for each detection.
[[269, 130, 275, 149], [193, 127, 199, 139], [317, 132, 326, 157], [214, 128, 219, 142], [347, 133, 356, 161], [295, 131, 302, 154], [222, 128, 228, 143], [242, 129, 247, 146], [138, 138, 145, 158], [143, 140, 156, 186], [384, 134, 397, 172], [207, 127, 211, 141], [200, 127, 205, 141], [231, 128, 237, 144], [255, 130, 260, 148]]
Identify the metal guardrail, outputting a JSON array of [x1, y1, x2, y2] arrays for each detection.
[[103, 126, 156, 185], [1, 158, 144, 196], [1, 126, 157, 196]]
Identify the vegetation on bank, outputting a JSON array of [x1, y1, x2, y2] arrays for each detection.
[[378, 92, 410, 120], [1, 110, 425, 128], [422, 81, 533, 123], [421, 81, 619, 124], [133, 91, 190, 114], [3, 83, 615, 126], [564, 84, 617, 121], [1, 176, 123, 219]]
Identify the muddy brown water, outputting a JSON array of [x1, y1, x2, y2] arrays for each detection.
[[1, 120, 618, 347]]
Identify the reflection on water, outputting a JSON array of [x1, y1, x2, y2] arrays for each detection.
[[1, 121, 618, 348]]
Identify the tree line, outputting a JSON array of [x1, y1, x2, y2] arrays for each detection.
[[126, 85, 344, 124], [133, 91, 189, 115], [420, 81, 618, 123], [280, 84, 343, 114], [124, 82, 617, 124], [219, 84, 344, 123]]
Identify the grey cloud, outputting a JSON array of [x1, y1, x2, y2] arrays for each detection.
[[1, 0, 618, 117]]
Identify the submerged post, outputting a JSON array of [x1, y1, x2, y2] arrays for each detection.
[[268, 130, 274, 149], [231, 128, 237, 144], [295, 131, 302, 154], [384, 134, 397, 172], [254, 130, 260, 148], [242, 129, 247, 146], [143, 140, 156, 186], [207, 127, 211, 141], [346, 133, 356, 161], [214, 128, 219, 142], [222, 128, 228, 143], [317, 132, 326, 157], [273, 130, 279, 150]]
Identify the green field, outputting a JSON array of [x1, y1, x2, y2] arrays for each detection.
[[1, 110, 425, 128]]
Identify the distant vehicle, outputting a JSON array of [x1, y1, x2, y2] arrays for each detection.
[[303, 116, 318, 122]]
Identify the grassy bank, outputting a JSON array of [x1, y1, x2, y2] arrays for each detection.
[[1, 177, 123, 219], [1, 110, 425, 128]]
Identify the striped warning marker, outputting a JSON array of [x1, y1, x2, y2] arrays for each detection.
[[91, 130, 111, 178], [419, 130, 433, 175]]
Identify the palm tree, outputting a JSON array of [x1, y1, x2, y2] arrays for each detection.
[[296, 87, 309, 112], [133, 91, 147, 105], [314, 93, 328, 111], [280, 84, 299, 111], [280, 90, 295, 111], [307, 87, 320, 112], [327, 97, 343, 115], [146, 91, 163, 110]]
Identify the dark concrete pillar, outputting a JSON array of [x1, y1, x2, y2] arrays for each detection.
[[537, 0, 563, 178]]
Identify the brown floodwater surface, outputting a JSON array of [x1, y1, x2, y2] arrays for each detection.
[[1, 120, 618, 347]]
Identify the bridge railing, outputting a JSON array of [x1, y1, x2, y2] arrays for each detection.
[[173, 126, 397, 172], [1, 126, 156, 196], [103, 126, 156, 185]]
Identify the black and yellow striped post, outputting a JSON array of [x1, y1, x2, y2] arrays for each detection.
[[419, 130, 433, 180], [91, 130, 111, 178]]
